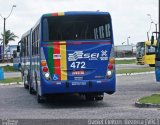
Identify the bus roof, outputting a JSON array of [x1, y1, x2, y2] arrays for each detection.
[[42, 11, 110, 18], [21, 29, 32, 39]]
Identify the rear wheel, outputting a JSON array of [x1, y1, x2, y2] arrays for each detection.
[[85, 94, 95, 101], [36, 77, 46, 103], [95, 93, 104, 101], [149, 64, 155, 67], [23, 73, 28, 89], [37, 93, 46, 103], [36, 88, 46, 103], [24, 82, 29, 89], [29, 82, 34, 94], [85, 93, 104, 101], [28, 74, 34, 94], [107, 91, 115, 95]]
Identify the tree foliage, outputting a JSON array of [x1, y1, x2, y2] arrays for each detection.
[[1, 30, 18, 45]]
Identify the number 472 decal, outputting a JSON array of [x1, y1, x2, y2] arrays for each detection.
[[70, 62, 86, 69]]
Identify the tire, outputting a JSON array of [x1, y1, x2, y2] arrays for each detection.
[[28, 74, 34, 94], [95, 96, 103, 101], [29, 82, 34, 94], [23, 75, 29, 89], [37, 94, 45, 103], [85, 94, 95, 101], [24, 82, 29, 89], [36, 78, 45, 103], [149, 64, 155, 67], [107, 92, 115, 95], [95, 93, 104, 101]]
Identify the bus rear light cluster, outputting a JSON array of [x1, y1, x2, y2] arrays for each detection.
[[41, 60, 51, 80], [44, 72, 50, 80], [107, 64, 113, 70], [106, 46, 115, 79], [43, 67, 48, 72], [41, 60, 47, 67], [106, 58, 115, 78], [107, 70, 112, 76]]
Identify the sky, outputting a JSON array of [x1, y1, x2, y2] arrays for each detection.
[[0, 0, 159, 45]]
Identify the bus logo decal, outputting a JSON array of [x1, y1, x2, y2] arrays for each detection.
[[100, 50, 108, 60], [68, 50, 108, 61], [68, 51, 83, 61], [68, 51, 99, 61], [101, 50, 107, 57]]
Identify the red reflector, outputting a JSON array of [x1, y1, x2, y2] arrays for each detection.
[[108, 64, 113, 70], [43, 67, 48, 72]]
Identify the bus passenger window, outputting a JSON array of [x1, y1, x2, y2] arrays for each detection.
[[99, 26, 105, 39], [105, 24, 111, 38], [94, 28, 99, 39], [43, 19, 49, 41]]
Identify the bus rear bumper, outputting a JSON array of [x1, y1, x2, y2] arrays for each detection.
[[41, 77, 116, 95]]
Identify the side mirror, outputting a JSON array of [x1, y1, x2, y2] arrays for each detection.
[[17, 46, 20, 52], [13, 50, 17, 58], [151, 35, 154, 45]]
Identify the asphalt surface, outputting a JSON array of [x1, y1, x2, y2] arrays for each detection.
[[0, 73, 160, 121]]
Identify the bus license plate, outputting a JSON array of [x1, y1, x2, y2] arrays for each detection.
[[72, 71, 84, 75]]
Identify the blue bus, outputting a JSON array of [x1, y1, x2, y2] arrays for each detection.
[[153, 34, 160, 82], [18, 11, 116, 103]]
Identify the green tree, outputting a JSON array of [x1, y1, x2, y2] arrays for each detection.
[[1, 30, 18, 45]]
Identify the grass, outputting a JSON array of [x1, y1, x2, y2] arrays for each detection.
[[0, 77, 22, 84], [2, 65, 17, 72], [139, 94, 160, 104], [115, 59, 136, 64], [116, 67, 154, 74]]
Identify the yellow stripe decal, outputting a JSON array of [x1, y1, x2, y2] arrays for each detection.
[[60, 41, 67, 80], [58, 12, 64, 16]]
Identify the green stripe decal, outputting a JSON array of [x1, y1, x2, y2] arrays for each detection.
[[48, 46, 54, 79]]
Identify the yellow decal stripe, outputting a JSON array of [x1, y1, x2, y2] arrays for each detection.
[[60, 41, 67, 80], [58, 12, 64, 16]]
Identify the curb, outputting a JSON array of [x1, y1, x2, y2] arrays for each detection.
[[135, 100, 160, 108], [0, 82, 23, 86], [117, 71, 154, 76]]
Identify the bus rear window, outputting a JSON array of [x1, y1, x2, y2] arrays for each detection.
[[42, 15, 112, 41], [146, 45, 155, 55]]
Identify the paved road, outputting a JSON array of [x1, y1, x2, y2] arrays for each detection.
[[0, 73, 160, 121]]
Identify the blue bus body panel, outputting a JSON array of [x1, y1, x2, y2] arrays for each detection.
[[66, 41, 112, 80], [41, 75, 116, 94], [41, 40, 115, 94], [155, 67, 160, 82]]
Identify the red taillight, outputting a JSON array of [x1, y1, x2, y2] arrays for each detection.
[[108, 64, 113, 70], [43, 67, 48, 72]]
